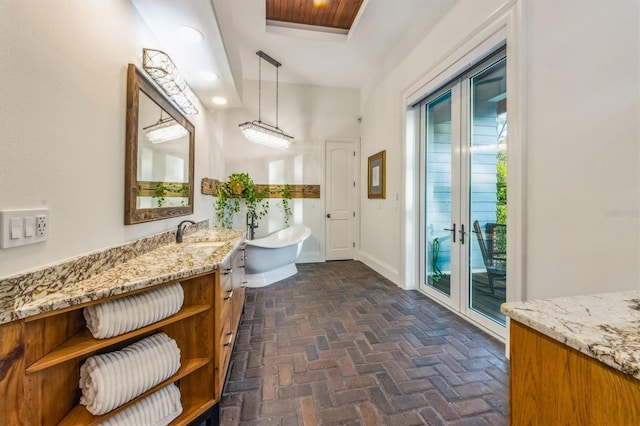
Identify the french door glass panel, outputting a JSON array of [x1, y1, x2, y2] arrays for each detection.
[[468, 58, 507, 326], [425, 91, 453, 297], [420, 49, 507, 331]]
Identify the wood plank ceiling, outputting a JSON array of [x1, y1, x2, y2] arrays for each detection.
[[266, 0, 365, 30]]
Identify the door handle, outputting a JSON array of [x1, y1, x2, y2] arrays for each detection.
[[459, 224, 465, 245], [224, 289, 234, 301], [224, 331, 234, 347], [326, 214, 331, 218], [444, 223, 456, 243]]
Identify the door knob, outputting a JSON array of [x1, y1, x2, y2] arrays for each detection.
[[326, 214, 331, 218]]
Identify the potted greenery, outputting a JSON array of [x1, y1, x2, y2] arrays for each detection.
[[215, 173, 269, 228]]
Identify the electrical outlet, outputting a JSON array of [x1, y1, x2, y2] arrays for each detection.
[[36, 214, 47, 237], [1, 208, 49, 248]]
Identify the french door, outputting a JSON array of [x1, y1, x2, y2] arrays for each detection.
[[420, 49, 508, 335]]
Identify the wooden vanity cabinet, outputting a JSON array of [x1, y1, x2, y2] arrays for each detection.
[[0, 248, 245, 426], [509, 320, 640, 425], [215, 247, 245, 397]]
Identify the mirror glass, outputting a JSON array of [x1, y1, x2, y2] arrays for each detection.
[[125, 64, 195, 224]]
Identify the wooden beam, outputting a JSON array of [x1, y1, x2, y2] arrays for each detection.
[[137, 181, 189, 198], [200, 178, 320, 199]]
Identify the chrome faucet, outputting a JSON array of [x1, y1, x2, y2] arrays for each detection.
[[176, 220, 196, 243]]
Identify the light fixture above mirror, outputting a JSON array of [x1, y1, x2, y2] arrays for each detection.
[[142, 48, 199, 115]]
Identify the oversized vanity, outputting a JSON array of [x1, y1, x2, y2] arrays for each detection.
[[0, 226, 246, 425], [502, 292, 640, 425]]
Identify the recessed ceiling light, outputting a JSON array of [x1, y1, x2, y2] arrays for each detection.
[[212, 97, 228, 105], [313, 0, 328, 7], [174, 25, 204, 43], [201, 71, 219, 81]]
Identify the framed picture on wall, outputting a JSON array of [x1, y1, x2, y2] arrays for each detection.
[[367, 150, 386, 199]]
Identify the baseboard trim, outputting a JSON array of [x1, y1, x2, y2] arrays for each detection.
[[358, 250, 402, 288]]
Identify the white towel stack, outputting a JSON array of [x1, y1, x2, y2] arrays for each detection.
[[99, 383, 183, 426], [79, 332, 181, 416], [84, 283, 184, 339]]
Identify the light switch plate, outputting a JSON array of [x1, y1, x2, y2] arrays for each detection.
[[1, 208, 49, 248], [10, 217, 22, 239], [24, 216, 35, 237]]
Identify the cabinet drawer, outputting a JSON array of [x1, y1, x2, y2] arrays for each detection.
[[219, 264, 233, 301], [217, 314, 234, 394], [231, 286, 245, 330]]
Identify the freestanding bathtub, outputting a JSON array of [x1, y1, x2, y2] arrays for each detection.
[[244, 225, 311, 288]]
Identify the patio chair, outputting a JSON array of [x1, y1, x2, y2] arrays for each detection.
[[472, 220, 506, 294]]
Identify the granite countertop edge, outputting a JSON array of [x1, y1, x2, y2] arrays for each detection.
[[0, 228, 245, 325], [502, 290, 640, 380]]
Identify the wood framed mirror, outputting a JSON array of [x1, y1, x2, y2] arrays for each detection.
[[125, 64, 195, 224]]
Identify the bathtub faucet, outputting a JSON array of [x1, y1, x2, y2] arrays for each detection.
[[176, 220, 196, 243], [247, 212, 258, 240]]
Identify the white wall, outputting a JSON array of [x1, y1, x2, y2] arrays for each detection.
[[360, 0, 640, 299], [220, 79, 360, 262], [0, 0, 222, 277], [524, 0, 639, 298]]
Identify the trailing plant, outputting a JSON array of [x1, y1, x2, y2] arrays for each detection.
[[215, 173, 269, 228], [180, 183, 189, 206], [154, 184, 168, 207], [281, 184, 293, 227]]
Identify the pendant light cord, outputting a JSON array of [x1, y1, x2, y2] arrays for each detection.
[[254, 50, 284, 131], [258, 55, 262, 123]]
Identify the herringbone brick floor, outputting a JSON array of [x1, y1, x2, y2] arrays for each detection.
[[220, 261, 508, 425]]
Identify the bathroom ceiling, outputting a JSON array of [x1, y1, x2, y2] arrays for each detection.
[[265, 0, 365, 31], [132, 0, 458, 110]]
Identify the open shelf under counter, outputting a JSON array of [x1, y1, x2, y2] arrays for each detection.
[[58, 357, 211, 426], [26, 304, 210, 374], [172, 398, 218, 426]]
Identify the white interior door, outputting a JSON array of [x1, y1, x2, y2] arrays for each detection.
[[325, 140, 355, 260]]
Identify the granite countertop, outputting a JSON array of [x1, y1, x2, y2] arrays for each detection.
[[0, 228, 244, 324], [502, 291, 640, 380]]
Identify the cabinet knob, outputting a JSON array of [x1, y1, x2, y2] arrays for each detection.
[[224, 268, 234, 275]]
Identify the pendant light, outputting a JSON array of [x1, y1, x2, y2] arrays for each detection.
[[239, 51, 294, 150], [143, 111, 188, 144]]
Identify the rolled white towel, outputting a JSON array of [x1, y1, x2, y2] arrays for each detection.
[[98, 383, 183, 426], [84, 283, 184, 339], [79, 332, 181, 415]]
